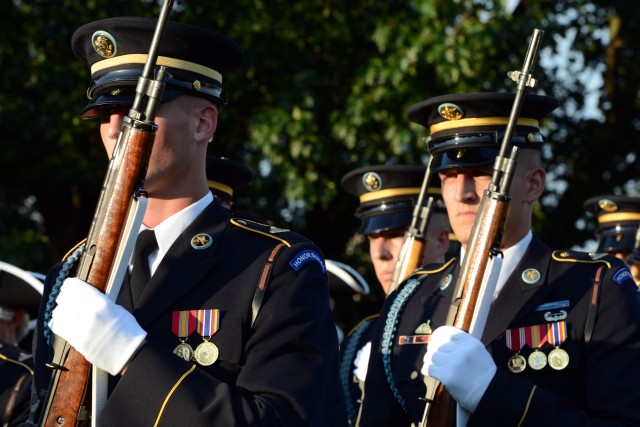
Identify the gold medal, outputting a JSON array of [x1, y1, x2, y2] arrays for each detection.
[[172, 311, 196, 361], [508, 353, 526, 373], [173, 341, 194, 361], [548, 347, 570, 370], [193, 309, 221, 366], [527, 349, 547, 370], [194, 341, 219, 366]]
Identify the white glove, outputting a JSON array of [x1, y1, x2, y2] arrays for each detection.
[[421, 326, 496, 412], [49, 277, 147, 376], [353, 341, 372, 383]]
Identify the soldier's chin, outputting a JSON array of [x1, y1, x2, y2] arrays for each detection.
[[453, 230, 472, 249]]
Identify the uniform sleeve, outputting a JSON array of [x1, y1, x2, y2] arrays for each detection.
[[101, 241, 347, 427], [469, 263, 640, 426]]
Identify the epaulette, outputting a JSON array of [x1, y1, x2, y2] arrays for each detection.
[[347, 313, 379, 337], [230, 218, 293, 248], [61, 238, 87, 262], [551, 249, 612, 268]]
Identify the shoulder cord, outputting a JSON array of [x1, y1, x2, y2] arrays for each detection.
[[2, 373, 29, 427], [381, 277, 423, 413], [43, 244, 85, 346], [340, 319, 373, 423], [251, 243, 286, 328], [584, 265, 605, 346]]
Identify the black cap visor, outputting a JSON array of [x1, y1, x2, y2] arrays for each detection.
[[80, 69, 227, 119], [597, 226, 639, 253], [429, 131, 543, 172], [360, 211, 412, 236]]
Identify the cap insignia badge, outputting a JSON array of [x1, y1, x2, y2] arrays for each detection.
[[598, 198, 618, 212], [192, 80, 202, 91], [191, 233, 213, 250], [521, 268, 541, 285], [438, 103, 464, 121], [363, 172, 382, 192], [91, 30, 117, 58]]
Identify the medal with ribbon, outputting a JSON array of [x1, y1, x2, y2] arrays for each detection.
[[194, 309, 220, 366], [505, 327, 527, 373], [547, 321, 570, 370], [526, 324, 548, 370], [171, 310, 196, 361]]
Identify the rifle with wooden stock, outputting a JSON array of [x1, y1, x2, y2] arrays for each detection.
[[388, 156, 436, 293], [35, 2, 174, 425], [418, 28, 546, 427]]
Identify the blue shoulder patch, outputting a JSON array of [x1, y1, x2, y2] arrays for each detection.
[[289, 250, 326, 273], [613, 267, 633, 285]]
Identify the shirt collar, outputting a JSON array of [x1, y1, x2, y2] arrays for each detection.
[[494, 230, 533, 298], [140, 192, 214, 274]]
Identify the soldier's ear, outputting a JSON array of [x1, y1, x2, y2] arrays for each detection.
[[524, 167, 545, 202], [195, 103, 218, 143]]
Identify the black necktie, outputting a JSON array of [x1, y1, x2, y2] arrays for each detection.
[[129, 229, 158, 306]]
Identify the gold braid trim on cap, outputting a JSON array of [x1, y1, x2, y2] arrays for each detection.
[[597, 212, 640, 223], [429, 117, 539, 134], [208, 180, 233, 196], [359, 187, 422, 203], [91, 54, 223, 83]]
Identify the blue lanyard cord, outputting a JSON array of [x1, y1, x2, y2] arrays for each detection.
[[381, 277, 422, 412], [44, 244, 85, 346]]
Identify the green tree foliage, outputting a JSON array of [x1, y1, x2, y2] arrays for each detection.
[[1, 0, 638, 324]]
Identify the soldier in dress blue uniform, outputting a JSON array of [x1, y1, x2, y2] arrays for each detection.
[[356, 92, 640, 426], [0, 261, 43, 426], [30, 16, 345, 426], [584, 194, 640, 285], [339, 165, 451, 425]]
